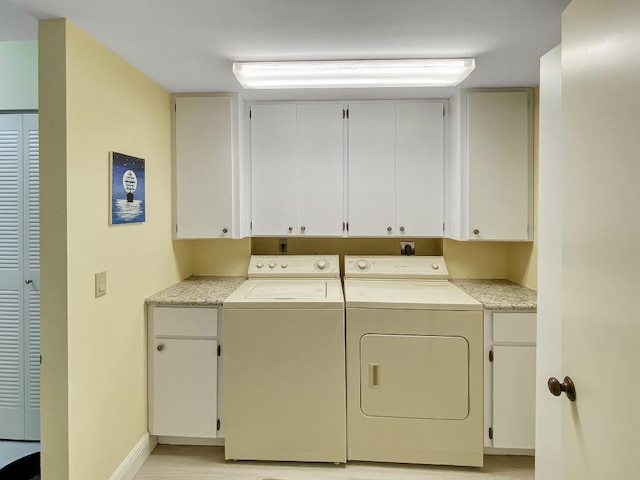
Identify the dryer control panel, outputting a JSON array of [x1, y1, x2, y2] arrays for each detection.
[[248, 255, 340, 278], [344, 255, 449, 280]]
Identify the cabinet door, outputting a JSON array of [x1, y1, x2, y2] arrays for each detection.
[[348, 103, 396, 236], [467, 91, 530, 240], [396, 102, 444, 237], [297, 104, 345, 236], [175, 96, 234, 238], [251, 104, 298, 236], [492, 345, 536, 449], [151, 338, 218, 437]]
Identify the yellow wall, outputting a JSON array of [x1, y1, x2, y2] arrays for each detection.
[[39, 21, 70, 480], [0, 41, 38, 110], [39, 19, 191, 480], [191, 239, 252, 276], [194, 237, 519, 280]]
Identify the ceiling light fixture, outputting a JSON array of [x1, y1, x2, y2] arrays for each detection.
[[232, 58, 475, 89]]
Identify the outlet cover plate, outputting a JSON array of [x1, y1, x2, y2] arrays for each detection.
[[400, 241, 416, 255]]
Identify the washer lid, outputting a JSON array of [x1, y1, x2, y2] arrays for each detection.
[[344, 279, 482, 310], [246, 281, 327, 299], [224, 279, 344, 309]]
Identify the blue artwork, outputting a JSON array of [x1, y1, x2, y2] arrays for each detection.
[[110, 152, 145, 224]]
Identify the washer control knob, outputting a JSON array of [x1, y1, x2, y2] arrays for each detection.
[[315, 260, 328, 270], [356, 260, 369, 271], [269, 262, 276, 269], [256, 262, 264, 269], [281, 262, 288, 269], [432, 263, 439, 270]]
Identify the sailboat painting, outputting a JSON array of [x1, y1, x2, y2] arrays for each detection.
[[109, 151, 146, 224]]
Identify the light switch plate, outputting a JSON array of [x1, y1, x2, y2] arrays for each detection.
[[95, 271, 106, 298]]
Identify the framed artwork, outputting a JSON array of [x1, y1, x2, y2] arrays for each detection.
[[109, 151, 146, 224]]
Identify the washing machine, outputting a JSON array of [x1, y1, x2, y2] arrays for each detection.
[[222, 255, 346, 463], [344, 255, 484, 467]]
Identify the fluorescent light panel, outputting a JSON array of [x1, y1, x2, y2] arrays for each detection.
[[232, 59, 475, 89]]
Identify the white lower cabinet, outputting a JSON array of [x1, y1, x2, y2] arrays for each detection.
[[484, 311, 537, 452], [148, 306, 221, 439]]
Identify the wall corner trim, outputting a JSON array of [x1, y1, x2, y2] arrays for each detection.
[[108, 433, 157, 480]]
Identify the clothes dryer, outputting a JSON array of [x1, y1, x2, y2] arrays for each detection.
[[344, 255, 483, 467]]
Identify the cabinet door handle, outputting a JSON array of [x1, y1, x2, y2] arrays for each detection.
[[288, 226, 293, 232], [473, 229, 480, 235], [300, 226, 306, 232], [157, 344, 164, 352], [369, 363, 380, 388], [399, 226, 405, 232], [222, 228, 228, 234], [387, 226, 392, 232]]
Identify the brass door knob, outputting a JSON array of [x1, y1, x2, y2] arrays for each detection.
[[548, 376, 576, 401]]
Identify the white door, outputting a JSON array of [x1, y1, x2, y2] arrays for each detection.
[[250, 104, 297, 236], [492, 345, 536, 449], [152, 338, 218, 438], [535, 45, 563, 480], [556, 1, 640, 478], [297, 104, 344, 236], [174, 96, 234, 238], [348, 103, 396, 236], [0, 113, 40, 440], [395, 102, 444, 237], [467, 91, 530, 240]]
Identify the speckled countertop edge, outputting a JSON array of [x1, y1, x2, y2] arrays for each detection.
[[449, 279, 537, 311], [145, 276, 247, 306]]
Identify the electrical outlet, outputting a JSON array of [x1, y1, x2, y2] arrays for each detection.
[[400, 241, 415, 255], [279, 238, 288, 254], [95, 271, 107, 298]]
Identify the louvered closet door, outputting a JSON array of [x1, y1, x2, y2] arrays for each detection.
[[0, 114, 25, 440], [22, 114, 40, 440], [0, 114, 40, 441]]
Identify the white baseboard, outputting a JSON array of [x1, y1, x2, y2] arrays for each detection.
[[109, 432, 158, 480], [484, 446, 535, 456], [157, 436, 224, 446]]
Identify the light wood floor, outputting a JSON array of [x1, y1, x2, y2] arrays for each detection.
[[134, 445, 534, 480]]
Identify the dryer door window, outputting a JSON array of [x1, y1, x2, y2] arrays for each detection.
[[360, 334, 469, 420]]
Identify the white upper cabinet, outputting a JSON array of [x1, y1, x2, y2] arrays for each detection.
[[297, 104, 345, 236], [395, 102, 444, 237], [348, 103, 397, 237], [249, 100, 444, 238], [173, 95, 248, 239], [349, 101, 445, 237], [251, 103, 345, 237], [250, 104, 298, 236], [446, 89, 533, 241]]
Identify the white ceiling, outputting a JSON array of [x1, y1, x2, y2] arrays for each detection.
[[5, 0, 569, 101]]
